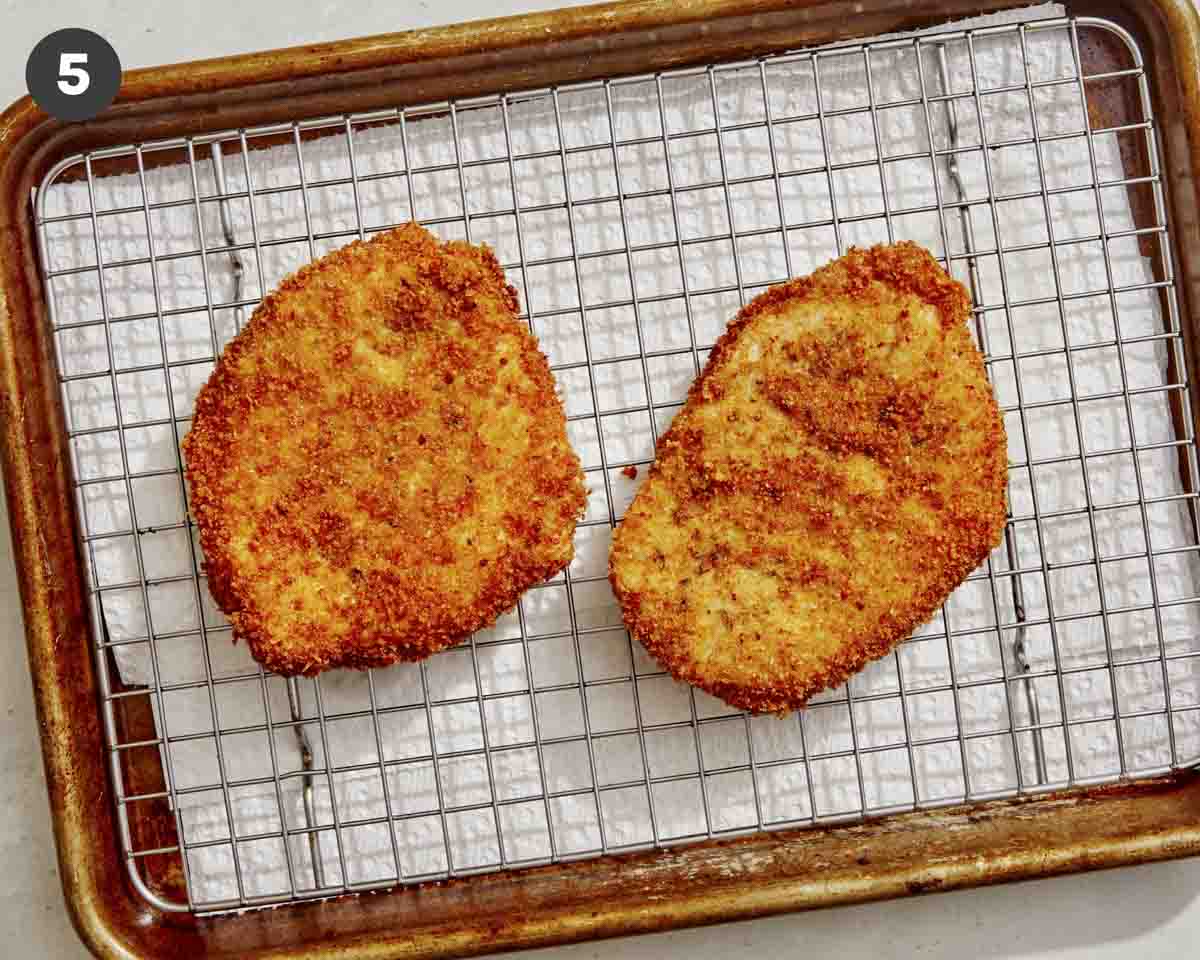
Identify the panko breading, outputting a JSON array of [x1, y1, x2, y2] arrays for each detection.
[[609, 243, 1007, 713], [183, 223, 586, 676]]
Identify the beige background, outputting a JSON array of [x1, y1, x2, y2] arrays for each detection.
[[2, 1, 1199, 957]]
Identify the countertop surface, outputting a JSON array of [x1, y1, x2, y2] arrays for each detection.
[[2, 2, 1198, 957]]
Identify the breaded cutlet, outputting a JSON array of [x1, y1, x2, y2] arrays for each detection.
[[609, 242, 1008, 713], [183, 223, 586, 675]]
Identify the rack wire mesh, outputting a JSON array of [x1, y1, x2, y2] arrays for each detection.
[[31, 11, 1200, 915]]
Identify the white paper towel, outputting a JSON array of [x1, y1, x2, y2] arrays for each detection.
[[40, 3, 1200, 907]]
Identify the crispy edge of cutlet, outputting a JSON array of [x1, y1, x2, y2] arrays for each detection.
[[609, 242, 1008, 713], [183, 223, 586, 675]]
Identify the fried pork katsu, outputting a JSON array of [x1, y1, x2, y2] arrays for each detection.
[[184, 223, 586, 675], [609, 243, 1007, 713]]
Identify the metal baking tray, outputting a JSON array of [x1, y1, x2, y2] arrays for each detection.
[[2, 1, 1200, 957]]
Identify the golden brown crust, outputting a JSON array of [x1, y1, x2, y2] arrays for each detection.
[[609, 242, 1008, 714], [183, 223, 586, 675]]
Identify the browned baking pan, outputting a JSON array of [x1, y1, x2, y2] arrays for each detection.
[[3, 1, 1200, 957]]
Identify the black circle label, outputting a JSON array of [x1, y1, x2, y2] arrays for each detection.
[[26, 29, 122, 123]]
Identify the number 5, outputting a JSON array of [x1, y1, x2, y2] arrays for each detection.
[[57, 52, 90, 95]]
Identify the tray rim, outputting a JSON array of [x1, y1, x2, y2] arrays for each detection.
[[3, 1, 1200, 958]]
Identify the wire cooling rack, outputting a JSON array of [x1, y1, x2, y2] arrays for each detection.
[[32, 11, 1200, 915]]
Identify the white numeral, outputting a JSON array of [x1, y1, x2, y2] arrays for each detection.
[[57, 52, 90, 95]]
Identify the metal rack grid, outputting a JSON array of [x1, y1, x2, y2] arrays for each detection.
[[32, 12, 1200, 915]]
